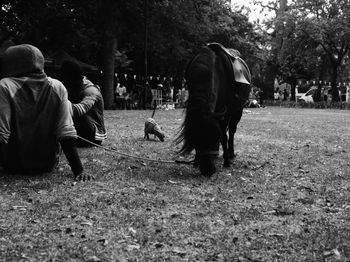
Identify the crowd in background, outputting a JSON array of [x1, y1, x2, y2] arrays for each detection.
[[273, 87, 289, 101], [113, 73, 189, 109]]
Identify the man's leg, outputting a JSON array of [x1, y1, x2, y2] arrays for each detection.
[[73, 116, 99, 147]]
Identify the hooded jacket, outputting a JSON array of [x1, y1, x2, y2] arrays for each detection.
[[69, 76, 107, 142], [0, 44, 77, 173]]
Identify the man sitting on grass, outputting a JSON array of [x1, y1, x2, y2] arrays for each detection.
[[0, 44, 92, 181], [58, 60, 107, 147]]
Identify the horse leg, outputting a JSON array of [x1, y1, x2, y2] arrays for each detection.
[[220, 119, 230, 167], [228, 120, 236, 159], [193, 150, 199, 167], [228, 109, 243, 159]]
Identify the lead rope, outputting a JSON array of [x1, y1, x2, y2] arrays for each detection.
[[77, 135, 193, 165]]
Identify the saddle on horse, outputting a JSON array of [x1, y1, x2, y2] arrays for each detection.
[[207, 42, 251, 108], [207, 42, 251, 85]]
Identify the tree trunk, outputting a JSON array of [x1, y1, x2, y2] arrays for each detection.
[[290, 78, 296, 101], [330, 65, 340, 102], [263, 0, 287, 99], [314, 82, 322, 102], [278, 0, 287, 15], [100, 0, 117, 110], [263, 61, 278, 99], [315, 56, 327, 102], [101, 32, 116, 109], [143, 0, 149, 109]]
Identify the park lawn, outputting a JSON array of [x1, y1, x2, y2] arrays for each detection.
[[0, 107, 349, 261]]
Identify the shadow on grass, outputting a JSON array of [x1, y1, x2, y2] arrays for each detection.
[[0, 165, 72, 195]]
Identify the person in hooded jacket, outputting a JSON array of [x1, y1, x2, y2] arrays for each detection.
[[58, 60, 107, 147], [0, 44, 92, 181]]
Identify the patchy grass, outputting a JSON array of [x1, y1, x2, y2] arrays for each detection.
[[1, 107, 349, 261]]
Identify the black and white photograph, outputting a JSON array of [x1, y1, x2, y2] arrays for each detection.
[[0, 0, 349, 261]]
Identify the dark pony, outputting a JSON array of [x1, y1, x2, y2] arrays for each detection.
[[176, 43, 251, 176]]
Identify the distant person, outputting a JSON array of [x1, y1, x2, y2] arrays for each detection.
[[58, 60, 107, 147], [180, 87, 188, 107], [175, 88, 181, 104], [274, 88, 280, 100], [323, 87, 328, 102], [248, 99, 260, 108], [0, 44, 91, 181], [283, 89, 288, 100], [115, 81, 128, 109], [116, 82, 127, 97], [258, 88, 264, 107]]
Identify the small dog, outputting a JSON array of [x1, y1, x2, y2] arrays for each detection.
[[144, 118, 165, 142]]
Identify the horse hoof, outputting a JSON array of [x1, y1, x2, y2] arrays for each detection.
[[202, 171, 215, 177], [200, 166, 216, 177], [228, 153, 236, 160]]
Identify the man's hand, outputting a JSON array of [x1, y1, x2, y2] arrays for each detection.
[[75, 172, 95, 182]]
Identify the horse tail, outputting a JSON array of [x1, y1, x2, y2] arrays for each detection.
[[175, 127, 195, 156]]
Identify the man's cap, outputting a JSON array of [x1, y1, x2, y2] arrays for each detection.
[[2, 44, 45, 77]]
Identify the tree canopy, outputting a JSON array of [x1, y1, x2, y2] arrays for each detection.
[[254, 0, 350, 101], [1, 0, 262, 107], [1, 0, 350, 105]]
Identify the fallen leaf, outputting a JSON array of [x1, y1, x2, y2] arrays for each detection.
[[274, 206, 295, 216], [129, 227, 137, 235], [323, 250, 333, 257], [12, 206, 27, 211], [127, 244, 140, 251], [268, 233, 284, 237], [97, 239, 108, 246], [172, 248, 186, 256], [333, 248, 341, 260], [81, 221, 93, 226], [263, 210, 276, 215], [87, 255, 101, 262]]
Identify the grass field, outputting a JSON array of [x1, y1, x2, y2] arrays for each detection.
[[0, 107, 349, 261]]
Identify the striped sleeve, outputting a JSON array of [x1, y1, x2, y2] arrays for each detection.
[[0, 80, 11, 143], [95, 130, 107, 141], [72, 87, 99, 117]]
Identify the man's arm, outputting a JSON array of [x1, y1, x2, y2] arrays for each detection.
[[71, 87, 99, 117], [59, 138, 94, 181], [53, 79, 93, 181], [0, 143, 4, 166]]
